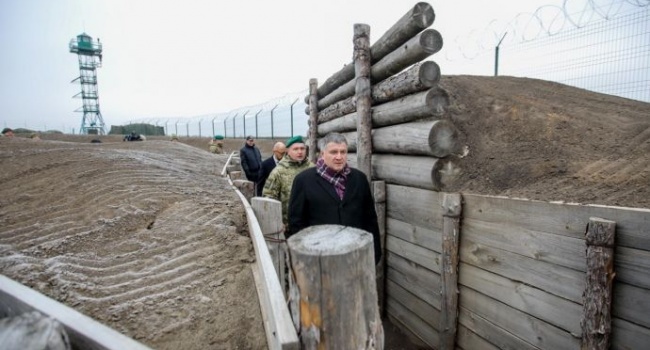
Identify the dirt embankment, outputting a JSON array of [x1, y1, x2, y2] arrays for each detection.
[[440, 75, 650, 208], [0, 138, 267, 349]]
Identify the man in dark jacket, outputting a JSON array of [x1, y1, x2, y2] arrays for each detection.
[[288, 132, 381, 264], [257, 141, 286, 196], [239, 135, 263, 184]]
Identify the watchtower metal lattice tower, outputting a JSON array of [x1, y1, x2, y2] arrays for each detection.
[[69, 33, 105, 135]]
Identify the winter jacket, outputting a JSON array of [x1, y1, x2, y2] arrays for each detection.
[[262, 155, 314, 225], [239, 144, 262, 181]]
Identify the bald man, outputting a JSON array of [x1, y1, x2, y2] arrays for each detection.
[[257, 141, 286, 196]]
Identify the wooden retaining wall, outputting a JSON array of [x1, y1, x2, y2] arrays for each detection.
[[304, 2, 650, 349], [383, 186, 650, 349]]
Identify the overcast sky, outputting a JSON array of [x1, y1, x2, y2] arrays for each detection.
[[0, 0, 565, 132]]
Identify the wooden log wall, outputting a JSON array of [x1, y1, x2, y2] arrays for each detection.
[[457, 195, 650, 350], [306, 2, 650, 349]]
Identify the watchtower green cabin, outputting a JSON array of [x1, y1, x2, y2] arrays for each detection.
[[69, 33, 106, 135]]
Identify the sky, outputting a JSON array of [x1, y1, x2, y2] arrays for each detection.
[[0, 0, 568, 132]]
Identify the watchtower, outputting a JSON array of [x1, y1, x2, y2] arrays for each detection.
[[69, 33, 105, 135]]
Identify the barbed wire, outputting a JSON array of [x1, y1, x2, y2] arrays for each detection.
[[445, 0, 650, 61]]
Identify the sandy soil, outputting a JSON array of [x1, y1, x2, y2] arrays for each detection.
[[0, 138, 266, 349], [2, 75, 649, 350], [440, 75, 650, 208]]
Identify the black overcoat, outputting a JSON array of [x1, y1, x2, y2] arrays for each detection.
[[288, 167, 381, 264]]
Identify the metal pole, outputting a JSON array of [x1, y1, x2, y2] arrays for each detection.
[[495, 32, 507, 77], [175, 121, 179, 135], [270, 104, 278, 140], [212, 116, 216, 137], [233, 113, 238, 138], [254, 109, 262, 139], [166, 121, 169, 136], [198, 118, 202, 137], [224, 117, 228, 138], [290, 98, 299, 137], [242, 110, 249, 138], [186, 123, 189, 137]]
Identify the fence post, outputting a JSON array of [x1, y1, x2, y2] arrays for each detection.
[[440, 193, 461, 350], [354, 23, 372, 183], [290, 98, 299, 138], [270, 104, 278, 139], [251, 197, 286, 297], [255, 109, 262, 139], [581, 217, 616, 350], [287, 225, 384, 349], [308, 79, 319, 163]]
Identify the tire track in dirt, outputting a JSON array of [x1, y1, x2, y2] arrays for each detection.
[[0, 139, 266, 349]]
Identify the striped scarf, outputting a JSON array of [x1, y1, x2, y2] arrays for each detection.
[[316, 158, 351, 200]]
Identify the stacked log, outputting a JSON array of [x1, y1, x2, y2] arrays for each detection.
[[307, 2, 464, 192]]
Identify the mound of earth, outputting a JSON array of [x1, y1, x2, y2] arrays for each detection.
[[440, 75, 650, 208], [0, 139, 266, 349]]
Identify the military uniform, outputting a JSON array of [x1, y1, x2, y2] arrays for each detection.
[[209, 135, 224, 154], [262, 155, 314, 226]]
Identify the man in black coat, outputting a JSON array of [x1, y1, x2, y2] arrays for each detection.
[[288, 132, 381, 264], [256, 141, 286, 196], [239, 135, 263, 184]]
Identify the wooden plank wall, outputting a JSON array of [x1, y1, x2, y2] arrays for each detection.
[[383, 187, 650, 349]]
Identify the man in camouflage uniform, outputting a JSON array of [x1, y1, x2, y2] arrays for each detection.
[[209, 135, 224, 154], [262, 135, 314, 229]]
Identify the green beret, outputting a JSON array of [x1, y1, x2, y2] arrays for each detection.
[[286, 135, 304, 148], [213, 135, 224, 140]]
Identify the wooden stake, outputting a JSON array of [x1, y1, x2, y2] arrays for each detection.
[[354, 23, 372, 182], [581, 217, 616, 350], [308, 78, 319, 163], [287, 225, 384, 349]]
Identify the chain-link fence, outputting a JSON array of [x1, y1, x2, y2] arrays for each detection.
[[128, 90, 309, 138]]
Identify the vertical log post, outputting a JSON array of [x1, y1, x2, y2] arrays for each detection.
[[251, 197, 286, 295], [581, 217, 616, 350], [372, 180, 387, 316], [287, 225, 384, 349], [308, 78, 319, 163], [354, 23, 373, 182], [440, 193, 461, 350]]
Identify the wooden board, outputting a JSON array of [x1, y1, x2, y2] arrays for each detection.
[[461, 217, 587, 272], [460, 236, 585, 303], [387, 217, 442, 254], [615, 246, 650, 289], [386, 297, 439, 348], [386, 279, 439, 330], [613, 282, 650, 329], [459, 285, 581, 350], [232, 189, 299, 350], [458, 306, 539, 350], [387, 234, 441, 273], [458, 262, 582, 335], [612, 317, 650, 350], [386, 252, 440, 309], [0, 275, 152, 350], [455, 323, 500, 350], [386, 184, 444, 230], [463, 194, 650, 250]]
